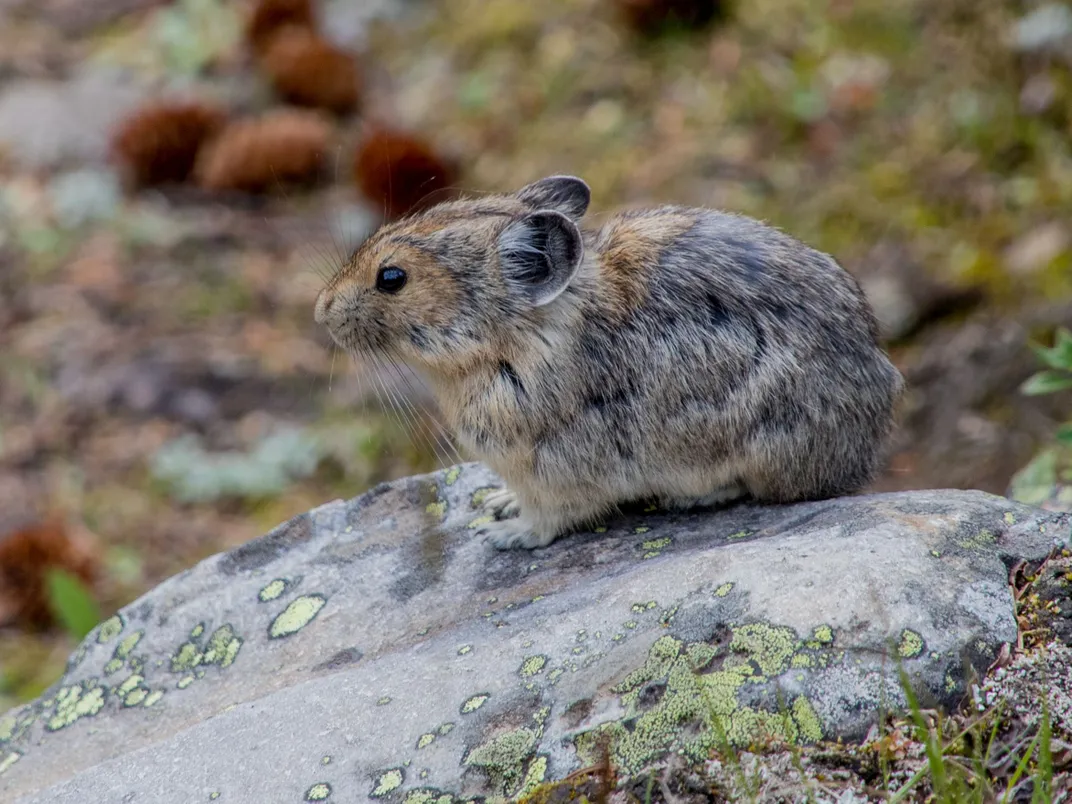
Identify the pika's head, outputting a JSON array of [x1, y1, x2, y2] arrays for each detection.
[[314, 175, 590, 372]]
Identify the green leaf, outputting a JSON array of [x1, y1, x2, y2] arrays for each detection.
[[45, 569, 101, 640], [1020, 371, 1072, 396], [1057, 423, 1072, 446]]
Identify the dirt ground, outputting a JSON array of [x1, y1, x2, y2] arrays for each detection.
[[1, 0, 1072, 706]]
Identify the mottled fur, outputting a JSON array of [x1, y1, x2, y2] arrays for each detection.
[[316, 176, 904, 549]]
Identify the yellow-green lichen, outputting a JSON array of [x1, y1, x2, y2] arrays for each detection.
[[269, 595, 326, 639], [547, 668, 564, 684], [519, 655, 548, 677], [377, 696, 391, 706], [116, 674, 143, 697], [518, 755, 548, 798], [727, 530, 751, 540], [957, 530, 997, 550], [1003, 512, 1016, 525], [0, 751, 20, 776], [124, 688, 148, 707], [417, 733, 436, 749], [631, 601, 657, 613], [404, 788, 454, 804], [458, 645, 472, 655], [258, 579, 288, 602], [305, 783, 332, 801], [465, 727, 539, 796], [470, 487, 498, 508], [641, 537, 670, 550], [97, 615, 123, 644], [190, 623, 204, 639], [321, 755, 332, 765], [371, 768, 405, 798], [445, 467, 462, 485], [171, 642, 203, 673], [727, 623, 797, 678], [791, 696, 823, 743], [115, 631, 143, 659], [635, 526, 652, 534], [46, 684, 107, 731], [203, 624, 242, 667], [594, 526, 607, 534], [714, 583, 734, 598], [104, 658, 124, 676], [812, 625, 834, 645], [468, 515, 495, 529], [898, 629, 924, 659], [144, 690, 164, 707], [0, 715, 15, 742], [461, 693, 489, 714], [177, 675, 195, 689], [438, 722, 455, 735], [426, 500, 448, 520]]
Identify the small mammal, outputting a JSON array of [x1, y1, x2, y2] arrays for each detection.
[[315, 175, 904, 549]]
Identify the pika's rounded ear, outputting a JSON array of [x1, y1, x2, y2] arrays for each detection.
[[498, 210, 583, 307], [515, 175, 590, 221]]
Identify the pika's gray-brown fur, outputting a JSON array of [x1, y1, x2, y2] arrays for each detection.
[[315, 176, 905, 549]]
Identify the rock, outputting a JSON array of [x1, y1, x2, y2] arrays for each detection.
[[1011, 4, 1072, 58], [0, 71, 145, 170], [0, 465, 1067, 803]]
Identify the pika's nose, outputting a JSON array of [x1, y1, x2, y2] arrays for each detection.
[[314, 287, 336, 325]]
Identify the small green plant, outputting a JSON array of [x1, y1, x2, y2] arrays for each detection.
[[1022, 327, 1072, 446], [45, 569, 101, 641]]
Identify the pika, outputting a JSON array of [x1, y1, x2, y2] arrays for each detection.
[[315, 175, 904, 549]]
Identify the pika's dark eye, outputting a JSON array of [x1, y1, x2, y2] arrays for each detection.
[[376, 265, 407, 293]]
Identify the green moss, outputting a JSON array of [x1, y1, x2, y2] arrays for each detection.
[[268, 595, 326, 639]]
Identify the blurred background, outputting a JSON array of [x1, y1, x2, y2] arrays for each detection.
[[1, 0, 1071, 709]]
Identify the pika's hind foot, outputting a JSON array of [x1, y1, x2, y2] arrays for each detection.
[[481, 488, 521, 520], [659, 484, 747, 512], [478, 518, 558, 550]]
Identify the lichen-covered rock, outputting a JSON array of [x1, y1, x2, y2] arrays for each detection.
[[1, 464, 1068, 803]]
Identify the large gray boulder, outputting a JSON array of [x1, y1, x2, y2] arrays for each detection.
[[1, 464, 1067, 803]]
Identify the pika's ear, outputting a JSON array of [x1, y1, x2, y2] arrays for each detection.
[[515, 175, 590, 221], [499, 210, 583, 307]]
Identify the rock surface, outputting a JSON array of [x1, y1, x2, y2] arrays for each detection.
[[1, 464, 1067, 803]]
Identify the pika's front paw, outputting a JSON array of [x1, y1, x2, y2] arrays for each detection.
[[481, 488, 521, 520], [478, 519, 557, 550]]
